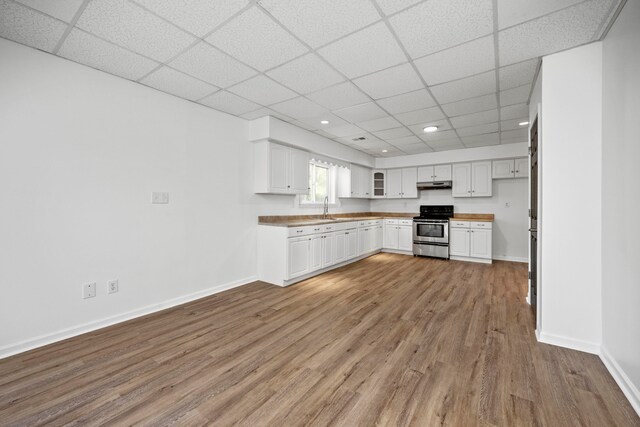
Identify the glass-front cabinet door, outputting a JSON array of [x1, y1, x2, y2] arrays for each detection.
[[372, 170, 386, 198]]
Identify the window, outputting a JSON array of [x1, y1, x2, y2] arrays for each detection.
[[302, 160, 335, 205]]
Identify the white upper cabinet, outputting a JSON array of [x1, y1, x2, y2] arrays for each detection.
[[401, 168, 418, 198], [492, 159, 514, 179], [254, 140, 309, 195], [372, 170, 386, 198], [349, 164, 372, 198], [418, 164, 452, 182], [386, 168, 417, 198], [453, 161, 492, 197], [387, 169, 403, 198], [492, 157, 528, 179], [452, 163, 472, 197], [514, 157, 529, 178], [290, 147, 310, 192], [471, 161, 492, 197]]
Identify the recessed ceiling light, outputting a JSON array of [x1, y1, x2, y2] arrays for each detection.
[[320, 120, 329, 124], [382, 149, 388, 153], [423, 126, 438, 133], [519, 121, 529, 126]]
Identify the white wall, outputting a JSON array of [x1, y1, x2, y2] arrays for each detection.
[[601, 0, 640, 413], [538, 42, 603, 352], [0, 39, 258, 356]]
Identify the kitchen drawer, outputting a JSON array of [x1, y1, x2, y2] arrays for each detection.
[[450, 221, 471, 228], [471, 221, 492, 229], [385, 219, 399, 225], [398, 219, 413, 226], [322, 223, 339, 232], [342, 221, 357, 230], [359, 220, 381, 227], [287, 225, 322, 237]]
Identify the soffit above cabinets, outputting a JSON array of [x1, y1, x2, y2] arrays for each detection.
[[0, 0, 622, 157]]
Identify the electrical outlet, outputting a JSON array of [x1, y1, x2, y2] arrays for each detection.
[[108, 279, 119, 294], [83, 282, 96, 299]]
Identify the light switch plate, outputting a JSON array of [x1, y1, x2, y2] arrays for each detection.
[[83, 282, 96, 299], [152, 192, 169, 204]]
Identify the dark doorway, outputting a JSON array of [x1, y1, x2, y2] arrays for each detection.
[[530, 117, 538, 325]]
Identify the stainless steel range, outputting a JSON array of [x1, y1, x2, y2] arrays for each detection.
[[413, 205, 453, 259]]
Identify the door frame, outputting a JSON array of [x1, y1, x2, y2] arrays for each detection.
[[527, 105, 543, 336]]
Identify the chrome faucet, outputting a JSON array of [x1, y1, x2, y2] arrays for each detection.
[[323, 196, 329, 219]]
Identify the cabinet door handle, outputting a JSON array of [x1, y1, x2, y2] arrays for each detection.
[[287, 185, 290, 188]]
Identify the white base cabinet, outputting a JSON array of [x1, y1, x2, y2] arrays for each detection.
[[257, 219, 383, 287], [383, 219, 413, 252], [449, 220, 493, 264]]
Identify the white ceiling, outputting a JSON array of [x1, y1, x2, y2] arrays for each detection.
[[0, 0, 622, 157]]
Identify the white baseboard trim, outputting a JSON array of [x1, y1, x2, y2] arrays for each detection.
[[600, 346, 640, 416], [493, 255, 528, 263], [0, 275, 257, 360], [537, 331, 600, 355]]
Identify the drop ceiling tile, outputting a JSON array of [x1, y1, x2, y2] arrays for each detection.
[[240, 108, 292, 121], [294, 113, 348, 130], [456, 122, 500, 137], [500, 129, 528, 141], [58, 29, 159, 80], [169, 42, 257, 88], [307, 82, 370, 110], [267, 53, 344, 94], [441, 93, 498, 117], [76, 0, 196, 62], [414, 36, 495, 86], [317, 22, 406, 78], [0, 0, 67, 52], [450, 109, 498, 128], [499, 59, 538, 90], [418, 129, 457, 142], [199, 90, 261, 115], [15, 0, 84, 22], [500, 103, 528, 120], [353, 63, 424, 99], [390, 0, 493, 58], [497, 0, 583, 29], [387, 136, 422, 146], [376, 0, 423, 16], [462, 132, 500, 146], [206, 7, 307, 71], [134, 0, 248, 37], [498, 0, 615, 65], [338, 131, 381, 144], [395, 106, 445, 126], [313, 129, 340, 140], [141, 66, 218, 100], [323, 124, 365, 138], [500, 118, 529, 131], [401, 143, 433, 154], [227, 75, 297, 106], [333, 102, 387, 122], [429, 140, 466, 151], [259, 0, 381, 48], [430, 71, 496, 104], [381, 147, 410, 157], [357, 116, 402, 132], [373, 127, 413, 140], [500, 84, 531, 106], [376, 89, 437, 114], [289, 120, 318, 131], [409, 122, 452, 137], [270, 97, 328, 119]]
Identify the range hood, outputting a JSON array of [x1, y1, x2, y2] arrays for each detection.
[[416, 181, 452, 190]]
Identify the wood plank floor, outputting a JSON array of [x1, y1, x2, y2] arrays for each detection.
[[1, 254, 638, 426]]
